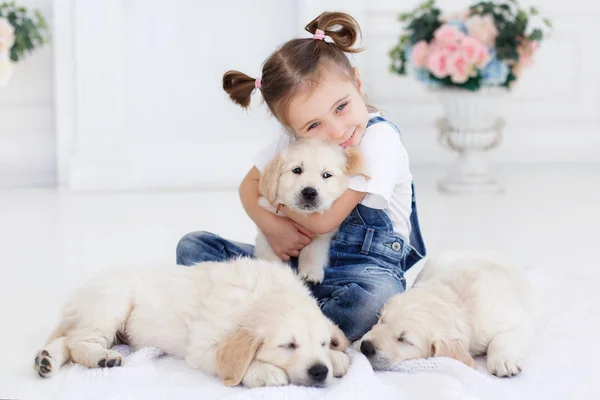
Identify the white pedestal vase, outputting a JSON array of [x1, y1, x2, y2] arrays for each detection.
[[434, 87, 508, 194]]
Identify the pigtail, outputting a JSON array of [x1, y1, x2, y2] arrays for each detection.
[[222, 70, 259, 108], [305, 12, 363, 54]]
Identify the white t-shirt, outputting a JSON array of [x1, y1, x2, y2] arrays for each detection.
[[253, 112, 413, 241]]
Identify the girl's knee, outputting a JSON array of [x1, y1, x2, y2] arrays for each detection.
[[176, 231, 221, 266], [321, 278, 404, 342]]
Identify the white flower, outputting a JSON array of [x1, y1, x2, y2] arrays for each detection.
[[465, 14, 499, 47], [0, 17, 16, 53]]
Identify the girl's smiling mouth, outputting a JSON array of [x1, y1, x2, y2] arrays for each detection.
[[340, 129, 356, 148]]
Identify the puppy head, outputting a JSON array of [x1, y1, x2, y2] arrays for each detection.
[[216, 294, 349, 387], [356, 287, 474, 370], [258, 138, 367, 213]]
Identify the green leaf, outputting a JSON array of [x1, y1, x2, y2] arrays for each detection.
[[529, 6, 538, 15], [543, 18, 552, 28], [398, 12, 412, 22], [1, 3, 50, 62], [529, 29, 543, 41], [501, 69, 517, 89]]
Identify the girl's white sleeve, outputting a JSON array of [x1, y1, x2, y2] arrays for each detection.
[[348, 123, 412, 209], [253, 133, 293, 173]]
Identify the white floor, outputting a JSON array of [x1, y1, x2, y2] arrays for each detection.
[[1, 164, 599, 400]]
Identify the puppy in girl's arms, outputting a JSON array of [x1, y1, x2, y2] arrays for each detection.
[[255, 138, 368, 284]]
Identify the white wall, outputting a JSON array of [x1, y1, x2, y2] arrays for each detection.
[[2, 0, 598, 189], [0, 0, 54, 187]]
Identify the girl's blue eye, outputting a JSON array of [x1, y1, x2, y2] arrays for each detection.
[[308, 122, 320, 131], [336, 103, 347, 112]]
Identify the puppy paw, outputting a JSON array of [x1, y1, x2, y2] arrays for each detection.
[[95, 350, 123, 369], [298, 268, 325, 285], [34, 350, 56, 378], [242, 361, 289, 388], [487, 354, 522, 377], [330, 350, 351, 378]]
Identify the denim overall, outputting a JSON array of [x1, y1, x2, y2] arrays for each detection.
[[176, 116, 426, 341]]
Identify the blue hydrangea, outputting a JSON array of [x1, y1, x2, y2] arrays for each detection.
[[404, 45, 414, 63], [480, 57, 510, 87], [447, 20, 468, 34]]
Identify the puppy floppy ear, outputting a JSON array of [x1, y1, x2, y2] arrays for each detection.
[[430, 339, 475, 368], [259, 154, 285, 206], [216, 328, 263, 386], [329, 322, 350, 351], [344, 147, 369, 180]]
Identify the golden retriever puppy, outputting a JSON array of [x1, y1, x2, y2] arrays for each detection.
[[33, 258, 351, 387], [256, 138, 367, 284], [357, 250, 537, 377]]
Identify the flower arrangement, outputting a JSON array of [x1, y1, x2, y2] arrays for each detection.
[[0, 1, 49, 86], [389, 0, 551, 91]]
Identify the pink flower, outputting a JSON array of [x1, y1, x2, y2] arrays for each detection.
[[0, 17, 15, 53], [441, 43, 460, 54], [433, 24, 465, 45], [447, 53, 473, 83], [426, 49, 449, 79], [460, 36, 484, 65], [517, 40, 538, 68], [458, 35, 491, 68], [465, 14, 498, 46], [410, 40, 429, 68], [475, 45, 491, 68]]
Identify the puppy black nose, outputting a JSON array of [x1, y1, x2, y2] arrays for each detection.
[[308, 363, 328, 382], [301, 187, 318, 201], [360, 340, 376, 357]]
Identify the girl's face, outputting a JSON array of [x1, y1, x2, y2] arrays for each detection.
[[286, 67, 369, 149]]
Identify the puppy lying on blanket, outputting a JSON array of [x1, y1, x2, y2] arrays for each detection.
[[357, 250, 537, 377], [256, 138, 367, 284], [34, 258, 350, 388]]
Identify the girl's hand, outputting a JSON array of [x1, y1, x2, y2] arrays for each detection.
[[262, 214, 316, 261]]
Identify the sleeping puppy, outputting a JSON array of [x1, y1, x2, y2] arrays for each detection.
[[357, 250, 538, 377], [256, 138, 367, 284], [33, 257, 351, 388]]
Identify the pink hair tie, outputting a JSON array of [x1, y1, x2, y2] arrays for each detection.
[[313, 29, 326, 40], [255, 78, 262, 89]]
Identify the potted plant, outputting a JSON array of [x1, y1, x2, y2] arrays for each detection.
[[390, 0, 551, 193], [0, 1, 49, 88]]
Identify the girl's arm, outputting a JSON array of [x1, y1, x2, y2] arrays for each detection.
[[239, 166, 276, 231], [281, 189, 366, 235]]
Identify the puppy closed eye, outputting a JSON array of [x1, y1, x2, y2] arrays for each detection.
[[397, 333, 412, 345]]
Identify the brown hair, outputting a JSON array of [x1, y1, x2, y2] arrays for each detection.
[[222, 12, 363, 127]]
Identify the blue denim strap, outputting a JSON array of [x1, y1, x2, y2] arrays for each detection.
[[364, 115, 426, 258]]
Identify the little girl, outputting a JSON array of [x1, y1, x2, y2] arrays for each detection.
[[176, 12, 426, 342]]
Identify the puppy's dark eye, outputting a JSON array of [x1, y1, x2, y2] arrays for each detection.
[[292, 167, 302, 175], [321, 342, 327, 347], [281, 342, 297, 350], [322, 172, 332, 179]]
